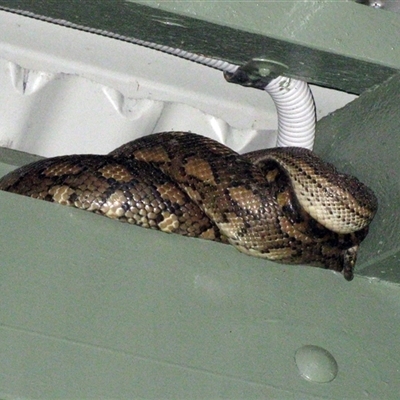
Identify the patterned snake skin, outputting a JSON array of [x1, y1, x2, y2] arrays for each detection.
[[0, 132, 378, 280]]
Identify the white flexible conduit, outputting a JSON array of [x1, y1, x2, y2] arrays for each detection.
[[0, 6, 317, 150], [265, 76, 316, 150]]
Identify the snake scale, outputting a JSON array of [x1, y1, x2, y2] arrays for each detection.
[[0, 131, 377, 280]]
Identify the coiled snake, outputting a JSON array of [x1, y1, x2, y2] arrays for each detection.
[[0, 132, 377, 280]]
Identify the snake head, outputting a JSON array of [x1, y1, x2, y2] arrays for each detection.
[[341, 245, 359, 281]]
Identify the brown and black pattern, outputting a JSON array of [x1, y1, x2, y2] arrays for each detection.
[[0, 131, 378, 280]]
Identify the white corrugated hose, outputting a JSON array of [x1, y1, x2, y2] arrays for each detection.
[[265, 76, 316, 150]]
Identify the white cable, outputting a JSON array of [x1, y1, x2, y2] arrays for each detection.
[[0, 6, 240, 73]]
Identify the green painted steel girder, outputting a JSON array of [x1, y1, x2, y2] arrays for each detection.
[[0, 0, 399, 94]]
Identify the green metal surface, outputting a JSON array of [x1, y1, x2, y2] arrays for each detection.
[[1, 178, 400, 399], [1, 0, 400, 93], [0, 147, 42, 168], [314, 72, 400, 283]]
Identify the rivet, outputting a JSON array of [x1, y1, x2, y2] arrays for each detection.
[[295, 345, 338, 383]]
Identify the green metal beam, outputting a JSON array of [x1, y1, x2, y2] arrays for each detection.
[[314, 72, 400, 283], [0, 0, 399, 94], [1, 172, 400, 398]]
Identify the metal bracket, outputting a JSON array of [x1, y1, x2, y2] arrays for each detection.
[[224, 58, 289, 89]]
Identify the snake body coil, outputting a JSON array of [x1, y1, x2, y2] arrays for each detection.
[[0, 132, 377, 280]]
